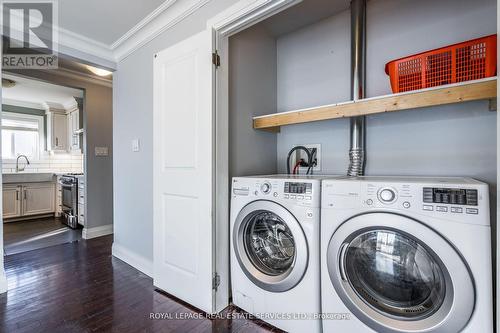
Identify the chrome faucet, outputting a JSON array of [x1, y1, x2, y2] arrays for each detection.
[[16, 155, 30, 173]]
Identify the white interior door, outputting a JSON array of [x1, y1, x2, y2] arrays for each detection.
[[153, 29, 215, 314]]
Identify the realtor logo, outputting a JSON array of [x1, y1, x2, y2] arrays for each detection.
[[2, 0, 58, 69]]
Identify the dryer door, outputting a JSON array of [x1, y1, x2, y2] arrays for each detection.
[[327, 212, 474, 333], [233, 200, 308, 292]]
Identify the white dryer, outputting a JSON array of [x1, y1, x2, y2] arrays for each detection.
[[321, 177, 493, 333], [231, 175, 329, 333]]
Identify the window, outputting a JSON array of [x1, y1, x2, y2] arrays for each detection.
[[2, 113, 44, 160]]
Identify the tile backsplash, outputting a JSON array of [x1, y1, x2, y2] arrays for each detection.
[[2, 152, 84, 174]]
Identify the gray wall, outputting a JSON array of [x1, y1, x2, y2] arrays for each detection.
[[276, 0, 497, 201], [8, 70, 114, 230], [229, 25, 278, 179], [113, 0, 235, 262]]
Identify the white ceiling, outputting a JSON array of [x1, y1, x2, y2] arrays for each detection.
[[3, 74, 84, 110], [58, 0, 166, 45]]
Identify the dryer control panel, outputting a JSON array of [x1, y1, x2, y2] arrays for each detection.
[[322, 177, 490, 226]]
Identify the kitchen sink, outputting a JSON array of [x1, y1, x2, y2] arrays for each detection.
[[2, 173, 56, 184]]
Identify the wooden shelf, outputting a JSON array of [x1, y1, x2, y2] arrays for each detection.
[[253, 77, 497, 131]]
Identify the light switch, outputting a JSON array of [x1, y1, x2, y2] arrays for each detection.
[[132, 139, 140, 152], [95, 146, 109, 156]]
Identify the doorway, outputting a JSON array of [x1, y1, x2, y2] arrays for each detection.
[[1, 73, 86, 255]]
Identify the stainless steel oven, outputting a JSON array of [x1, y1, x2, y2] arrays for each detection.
[[59, 174, 80, 228]]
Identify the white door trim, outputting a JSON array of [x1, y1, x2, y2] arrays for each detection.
[[206, 0, 302, 313]]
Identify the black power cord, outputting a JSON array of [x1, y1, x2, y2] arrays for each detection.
[[286, 146, 317, 175], [287, 146, 311, 175], [306, 148, 317, 175]]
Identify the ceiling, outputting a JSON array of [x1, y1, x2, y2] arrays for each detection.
[[261, 0, 350, 37], [1, 0, 353, 68], [3, 74, 84, 110], [58, 0, 166, 45]]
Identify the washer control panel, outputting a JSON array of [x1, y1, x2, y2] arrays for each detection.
[[283, 182, 313, 201], [423, 187, 478, 206], [232, 177, 321, 207]]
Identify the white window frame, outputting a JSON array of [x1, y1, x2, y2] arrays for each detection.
[[1, 112, 45, 162]]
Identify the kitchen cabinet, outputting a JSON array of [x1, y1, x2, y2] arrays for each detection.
[[47, 112, 68, 151], [2, 182, 55, 220], [68, 109, 81, 151], [22, 183, 56, 216], [55, 175, 62, 217], [77, 175, 85, 226], [2, 185, 21, 219]]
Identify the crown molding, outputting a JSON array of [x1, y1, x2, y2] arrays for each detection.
[[110, 0, 178, 50], [3, 98, 77, 113], [207, 0, 300, 36], [62, 97, 79, 111], [57, 27, 115, 63], [45, 101, 67, 112], [112, 0, 211, 62], [2, 98, 46, 110]]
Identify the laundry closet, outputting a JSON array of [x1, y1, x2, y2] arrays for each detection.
[[228, 0, 497, 217]]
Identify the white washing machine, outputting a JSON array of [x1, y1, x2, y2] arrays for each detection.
[[231, 175, 331, 333], [321, 177, 493, 333]]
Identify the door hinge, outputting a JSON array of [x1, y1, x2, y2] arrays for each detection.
[[212, 272, 221, 291], [212, 51, 220, 67]]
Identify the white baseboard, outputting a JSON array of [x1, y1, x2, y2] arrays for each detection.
[[82, 224, 113, 239], [112, 242, 153, 277]]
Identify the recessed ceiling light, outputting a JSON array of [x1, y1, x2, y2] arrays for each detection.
[[86, 65, 112, 77]]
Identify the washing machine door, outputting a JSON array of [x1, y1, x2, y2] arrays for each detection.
[[233, 200, 308, 292], [327, 212, 474, 333]]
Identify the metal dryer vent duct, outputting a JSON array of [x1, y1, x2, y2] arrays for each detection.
[[347, 0, 367, 176]]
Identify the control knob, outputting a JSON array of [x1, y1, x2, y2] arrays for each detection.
[[378, 188, 397, 203], [260, 182, 272, 194]]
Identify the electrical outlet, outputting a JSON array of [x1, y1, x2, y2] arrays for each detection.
[[95, 146, 109, 156], [292, 144, 321, 173]]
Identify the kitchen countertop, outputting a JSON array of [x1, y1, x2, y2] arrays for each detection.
[[2, 173, 57, 184]]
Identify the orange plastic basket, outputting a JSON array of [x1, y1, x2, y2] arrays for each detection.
[[385, 34, 497, 93]]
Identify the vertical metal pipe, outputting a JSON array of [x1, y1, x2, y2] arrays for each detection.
[[347, 0, 367, 176]]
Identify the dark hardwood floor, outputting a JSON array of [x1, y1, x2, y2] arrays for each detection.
[[0, 235, 280, 333], [3, 217, 82, 255]]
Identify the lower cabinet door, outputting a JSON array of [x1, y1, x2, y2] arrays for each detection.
[[3, 185, 21, 219], [23, 183, 56, 216]]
